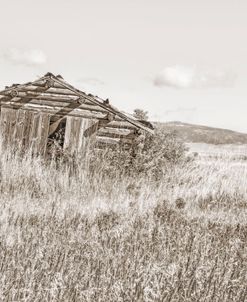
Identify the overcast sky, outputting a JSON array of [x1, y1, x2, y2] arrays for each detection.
[[0, 0, 246, 132]]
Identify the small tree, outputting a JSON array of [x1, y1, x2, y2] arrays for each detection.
[[133, 109, 149, 121], [129, 128, 188, 179]]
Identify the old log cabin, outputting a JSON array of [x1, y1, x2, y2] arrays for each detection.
[[0, 72, 153, 155]]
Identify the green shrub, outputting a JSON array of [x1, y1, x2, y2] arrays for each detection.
[[88, 128, 189, 180]]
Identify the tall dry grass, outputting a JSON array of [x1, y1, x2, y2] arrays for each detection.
[[0, 142, 246, 301]]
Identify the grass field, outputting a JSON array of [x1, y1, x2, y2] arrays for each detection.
[[0, 143, 246, 301]]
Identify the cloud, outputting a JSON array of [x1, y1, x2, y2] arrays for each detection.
[[154, 65, 236, 89], [2, 48, 47, 66]]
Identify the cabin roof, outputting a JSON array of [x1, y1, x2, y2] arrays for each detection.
[[0, 72, 154, 134]]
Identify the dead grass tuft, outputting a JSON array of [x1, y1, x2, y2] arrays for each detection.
[[0, 142, 246, 301]]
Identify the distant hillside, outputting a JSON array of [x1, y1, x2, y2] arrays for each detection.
[[155, 121, 247, 144]]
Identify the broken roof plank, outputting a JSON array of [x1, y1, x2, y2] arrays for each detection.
[[0, 73, 154, 134], [50, 76, 154, 134]]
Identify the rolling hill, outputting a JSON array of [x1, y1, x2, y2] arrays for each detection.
[[155, 121, 247, 144]]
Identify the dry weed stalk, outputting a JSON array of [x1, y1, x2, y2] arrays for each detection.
[[0, 141, 246, 301]]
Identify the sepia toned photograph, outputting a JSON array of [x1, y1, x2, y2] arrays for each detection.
[[0, 0, 246, 301]]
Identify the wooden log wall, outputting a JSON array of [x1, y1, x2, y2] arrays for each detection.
[[0, 78, 140, 155], [0, 107, 50, 155]]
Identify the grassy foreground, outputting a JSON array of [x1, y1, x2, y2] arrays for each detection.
[[0, 144, 246, 301]]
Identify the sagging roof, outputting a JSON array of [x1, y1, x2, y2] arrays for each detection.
[[0, 72, 154, 134]]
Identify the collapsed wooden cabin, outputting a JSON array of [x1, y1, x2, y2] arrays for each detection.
[[0, 72, 153, 155]]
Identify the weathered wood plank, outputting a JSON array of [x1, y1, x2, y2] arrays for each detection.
[[96, 136, 133, 145], [99, 120, 138, 130], [29, 112, 41, 153], [63, 116, 72, 152], [97, 131, 136, 140], [16, 86, 78, 96], [0, 108, 12, 145], [50, 77, 151, 132], [6, 92, 80, 102], [14, 109, 26, 149], [24, 112, 35, 150], [64, 117, 99, 154], [0, 108, 37, 151], [2, 98, 107, 113], [33, 81, 65, 89], [78, 119, 99, 153], [63, 117, 82, 154], [72, 118, 81, 154], [97, 127, 134, 136], [2, 78, 48, 94], [1, 103, 106, 119], [37, 113, 50, 155], [7, 109, 18, 146], [1, 96, 98, 109]]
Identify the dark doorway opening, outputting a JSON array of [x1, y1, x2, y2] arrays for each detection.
[[47, 116, 67, 154]]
